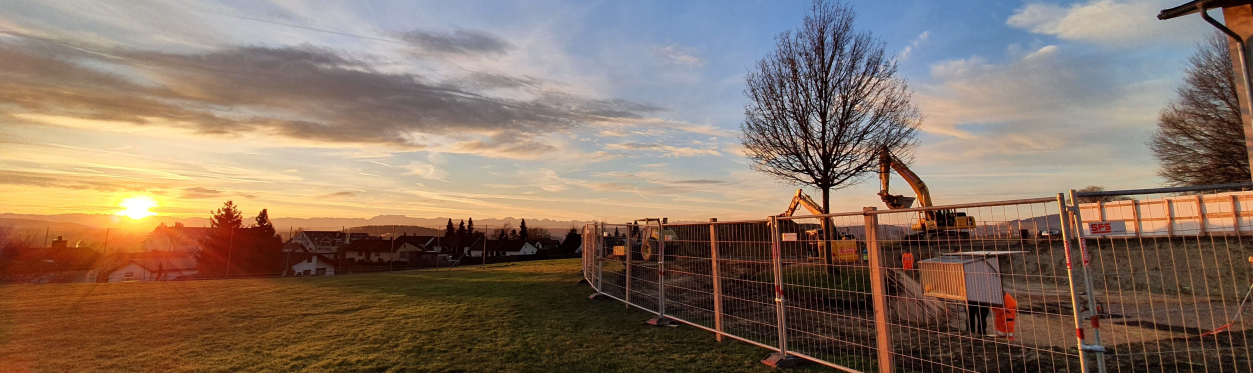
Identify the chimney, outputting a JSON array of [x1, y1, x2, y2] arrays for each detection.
[[50, 236, 68, 250]]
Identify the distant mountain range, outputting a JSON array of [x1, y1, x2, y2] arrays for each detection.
[[0, 213, 591, 233]]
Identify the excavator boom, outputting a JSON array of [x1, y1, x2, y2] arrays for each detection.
[[781, 189, 824, 217], [878, 148, 932, 209], [877, 146, 976, 235]]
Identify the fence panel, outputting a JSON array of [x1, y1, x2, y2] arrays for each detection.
[[710, 220, 781, 349], [583, 224, 597, 287], [596, 223, 628, 302], [868, 198, 1083, 373], [661, 222, 718, 331], [1071, 186, 1253, 373], [776, 213, 880, 372]]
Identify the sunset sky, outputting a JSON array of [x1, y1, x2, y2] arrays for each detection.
[[0, 0, 1214, 223]]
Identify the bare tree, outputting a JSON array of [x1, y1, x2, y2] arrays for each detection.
[[1152, 33, 1250, 186], [1075, 185, 1130, 204], [741, 0, 921, 216]]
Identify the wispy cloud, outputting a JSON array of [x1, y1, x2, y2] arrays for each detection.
[[1007, 0, 1208, 46], [0, 35, 661, 159], [653, 44, 703, 66]]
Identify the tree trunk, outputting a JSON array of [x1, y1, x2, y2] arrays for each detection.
[[821, 187, 836, 272]]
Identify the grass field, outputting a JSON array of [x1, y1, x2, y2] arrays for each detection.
[[0, 259, 821, 373]]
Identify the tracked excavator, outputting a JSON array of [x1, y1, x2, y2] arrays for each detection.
[[778, 189, 861, 262], [878, 147, 975, 239], [777, 188, 952, 325]]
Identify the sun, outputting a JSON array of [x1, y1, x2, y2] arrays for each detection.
[[116, 196, 159, 220]]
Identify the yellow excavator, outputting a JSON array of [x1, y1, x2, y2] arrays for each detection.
[[779, 189, 861, 262], [878, 147, 975, 239]]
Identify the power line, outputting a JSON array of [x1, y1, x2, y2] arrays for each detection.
[[188, 8, 405, 45]]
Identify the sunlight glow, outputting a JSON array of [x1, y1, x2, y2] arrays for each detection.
[[116, 196, 158, 220]]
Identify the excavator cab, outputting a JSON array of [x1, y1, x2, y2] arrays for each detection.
[[912, 210, 975, 238]]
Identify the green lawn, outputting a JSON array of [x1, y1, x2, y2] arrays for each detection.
[[0, 259, 822, 372]]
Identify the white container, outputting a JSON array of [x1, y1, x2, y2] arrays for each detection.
[[918, 251, 1021, 306]]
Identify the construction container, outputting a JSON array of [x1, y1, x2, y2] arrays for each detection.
[[918, 251, 1019, 306]]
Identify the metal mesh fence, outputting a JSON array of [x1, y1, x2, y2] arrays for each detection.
[[869, 198, 1082, 373], [1069, 186, 1253, 373], [776, 212, 880, 371], [583, 186, 1253, 372]]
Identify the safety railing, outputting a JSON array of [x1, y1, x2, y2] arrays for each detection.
[[582, 183, 1253, 372]]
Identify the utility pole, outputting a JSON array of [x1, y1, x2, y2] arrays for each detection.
[[283, 227, 292, 276], [102, 228, 110, 255], [388, 225, 396, 272], [225, 227, 235, 279], [340, 226, 346, 275]]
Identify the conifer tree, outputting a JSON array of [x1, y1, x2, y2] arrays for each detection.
[[198, 201, 243, 276]]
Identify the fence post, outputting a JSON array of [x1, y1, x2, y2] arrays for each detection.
[[864, 207, 893, 373], [1234, 195, 1242, 235], [1132, 200, 1142, 238], [1059, 192, 1105, 373], [626, 224, 633, 309], [1166, 198, 1175, 237], [761, 215, 800, 368], [658, 220, 666, 317], [647, 220, 672, 325], [710, 218, 724, 342], [596, 224, 604, 293], [1198, 194, 1208, 235]]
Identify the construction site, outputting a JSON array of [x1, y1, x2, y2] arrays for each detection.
[[582, 140, 1253, 373], [576, 2, 1253, 372]]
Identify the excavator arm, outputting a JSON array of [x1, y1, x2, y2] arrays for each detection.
[[878, 147, 933, 209], [780, 189, 825, 217]]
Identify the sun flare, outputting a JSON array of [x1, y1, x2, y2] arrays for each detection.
[[116, 196, 158, 220]]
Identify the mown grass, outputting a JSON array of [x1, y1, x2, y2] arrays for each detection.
[[0, 259, 826, 373]]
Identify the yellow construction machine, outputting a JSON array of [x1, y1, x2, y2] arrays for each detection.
[[878, 147, 976, 239], [778, 189, 861, 262]]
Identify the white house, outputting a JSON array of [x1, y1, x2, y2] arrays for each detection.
[[468, 240, 540, 257], [288, 231, 370, 254], [341, 239, 424, 263], [290, 253, 337, 276], [105, 252, 199, 282], [142, 226, 211, 252]]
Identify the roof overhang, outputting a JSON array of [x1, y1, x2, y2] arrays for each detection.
[[1159, 0, 1253, 20]]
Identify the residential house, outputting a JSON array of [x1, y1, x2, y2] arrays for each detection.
[[558, 233, 582, 253], [393, 235, 437, 250], [142, 226, 212, 252], [289, 253, 337, 276], [340, 239, 424, 263], [468, 240, 539, 257], [104, 251, 199, 282], [288, 231, 370, 254], [533, 237, 561, 251]]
